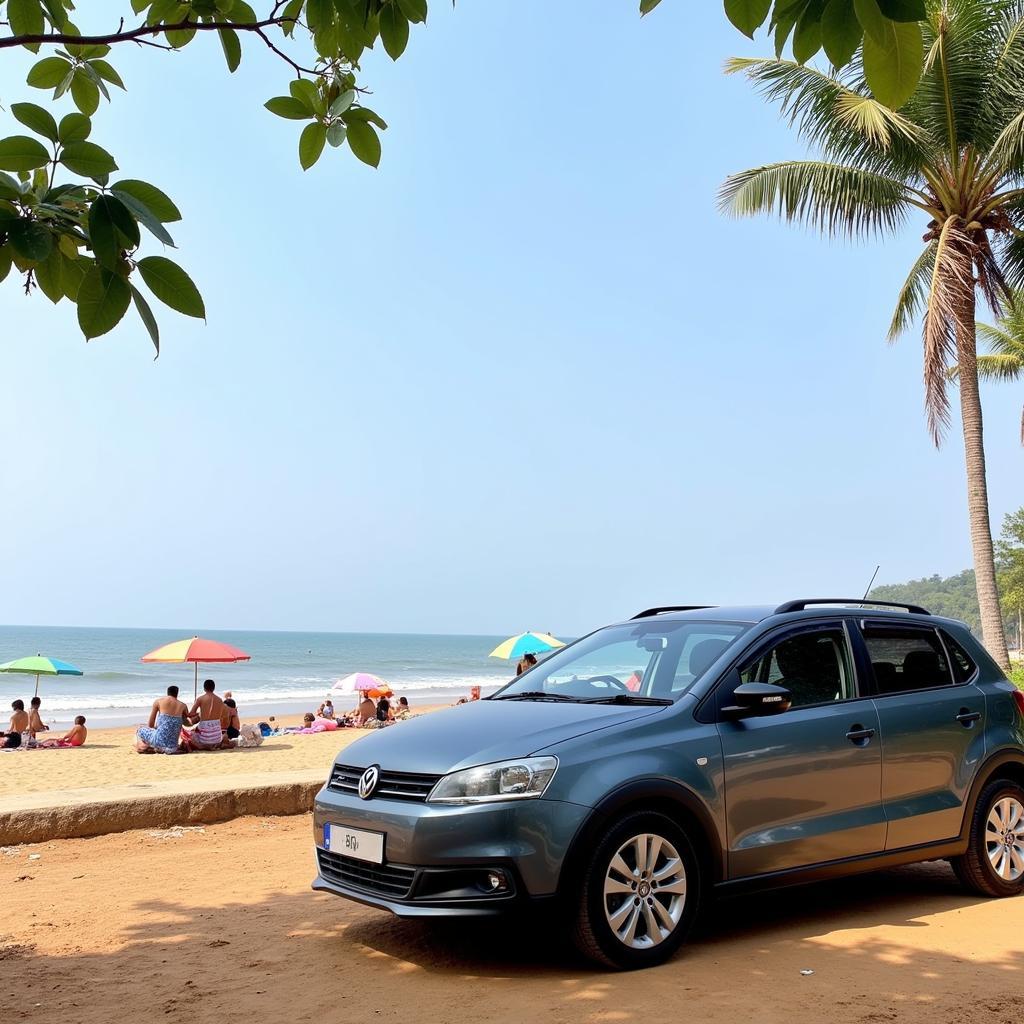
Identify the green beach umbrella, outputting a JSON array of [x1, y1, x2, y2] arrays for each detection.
[[0, 654, 83, 698]]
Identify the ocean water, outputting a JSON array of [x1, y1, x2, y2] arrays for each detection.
[[0, 626, 522, 727]]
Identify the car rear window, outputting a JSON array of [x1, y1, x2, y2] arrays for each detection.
[[861, 623, 953, 694], [940, 631, 978, 683]]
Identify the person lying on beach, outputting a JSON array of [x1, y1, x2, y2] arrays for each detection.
[[136, 686, 190, 754], [1, 700, 29, 749], [221, 698, 241, 741], [28, 697, 49, 738], [188, 679, 229, 750], [37, 716, 87, 748]]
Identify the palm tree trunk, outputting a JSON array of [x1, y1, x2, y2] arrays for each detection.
[[956, 288, 1011, 670]]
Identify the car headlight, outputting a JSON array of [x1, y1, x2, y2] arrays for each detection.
[[428, 756, 558, 804]]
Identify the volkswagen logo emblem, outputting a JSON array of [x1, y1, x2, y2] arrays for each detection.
[[358, 765, 380, 800]]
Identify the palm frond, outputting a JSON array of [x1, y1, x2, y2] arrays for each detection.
[[995, 233, 1024, 290], [976, 2, 1024, 149], [975, 352, 1024, 380], [718, 161, 909, 238], [890, 241, 938, 341]]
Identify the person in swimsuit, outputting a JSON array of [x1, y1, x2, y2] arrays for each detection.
[[136, 686, 189, 754], [1, 700, 29, 749], [189, 679, 228, 750], [354, 694, 376, 725], [221, 698, 241, 741], [38, 716, 87, 748], [28, 697, 49, 738]]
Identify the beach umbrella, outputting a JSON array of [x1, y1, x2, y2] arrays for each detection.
[[141, 636, 251, 699], [489, 632, 565, 660], [0, 655, 83, 698], [331, 672, 390, 698]]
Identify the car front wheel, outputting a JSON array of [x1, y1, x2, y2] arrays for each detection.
[[571, 811, 701, 969], [952, 779, 1024, 898]]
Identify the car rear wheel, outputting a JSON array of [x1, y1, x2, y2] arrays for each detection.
[[571, 811, 701, 969], [951, 779, 1024, 898]]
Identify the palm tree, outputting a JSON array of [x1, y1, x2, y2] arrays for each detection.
[[953, 301, 1024, 444], [719, 0, 1024, 669]]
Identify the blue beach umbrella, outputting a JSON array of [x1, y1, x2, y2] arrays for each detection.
[[0, 654, 84, 698], [489, 632, 565, 660]]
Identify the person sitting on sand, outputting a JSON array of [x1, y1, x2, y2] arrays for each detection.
[[38, 716, 87, 748], [221, 698, 241, 742], [376, 695, 391, 723], [354, 693, 375, 726], [318, 698, 335, 720], [28, 696, 49, 738], [0, 699, 29, 749], [394, 696, 412, 721], [516, 653, 538, 676], [136, 686, 189, 754], [188, 679, 228, 750]]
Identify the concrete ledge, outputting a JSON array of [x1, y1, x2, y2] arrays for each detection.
[[0, 770, 325, 845]]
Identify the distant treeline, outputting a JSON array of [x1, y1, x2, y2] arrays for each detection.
[[870, 571, 983, 635]]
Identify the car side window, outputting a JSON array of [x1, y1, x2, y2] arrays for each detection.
[[940, 631, 978, 683], [861, 624, 953, 694], [739, 628, 854, 708]]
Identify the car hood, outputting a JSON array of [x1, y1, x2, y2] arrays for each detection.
[[334, 700, 667, 774]]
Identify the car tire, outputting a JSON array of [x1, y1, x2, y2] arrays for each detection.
[[571, 810, 701, 969], [950, 779, 1024, 898]]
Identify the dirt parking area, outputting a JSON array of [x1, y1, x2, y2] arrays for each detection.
[[2, 815, 1022, 1023]]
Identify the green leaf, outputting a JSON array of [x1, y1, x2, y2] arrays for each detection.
[[88, 59, 126, 89], [853, 0, 889, 45], [70, 70, 100, 116], [265, 96, 311, 120], [774, 2, 803, 57], [724, 0, 772, 38], [397, 0, 427, 23], [219, 27, 242, 72], [289, 78, 321, 115], [136, 255, 205, 318], [299, 122, 327, 170], [60, 141, 118, 178], [344, 106, 388, 130], [111, 189, 176, 246], [88, 195, 121, 268], [346, 119, 381, 167], [0, 135, 51, 172], [863, 17, 923, 108], [34, 245, 64, 304], [77, 265, 131, 339], [0, 173, 22, 200], [329, 88, 356, 117], [7, 219, 53, 262], [281, 0, 303, 36], [9, 0, 45, 51], [326, 121, 347, 148], [0, 246, 12, 284], [379, 3, 410, 60], [61, 255, 86, 300], [11, 102, 58, 142], [876, 0, 925, 20], [822, 0, 863, 68], [165, 26, 197, 48], [639, 0, 663, 12], [793, 2, 825, 63], [58, 112, 92, 144], [54, 68, 75, 101], [111, 179, 181, 223], [26, 56, 71, 89], [130, 283, 160, 355]]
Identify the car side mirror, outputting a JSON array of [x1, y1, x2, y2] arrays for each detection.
[[722, 682, 792, 719]]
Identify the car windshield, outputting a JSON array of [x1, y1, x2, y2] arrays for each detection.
[[492, 620, 748, 703]]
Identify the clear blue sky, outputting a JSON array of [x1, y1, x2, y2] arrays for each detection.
[[1, 3, 1020, 636]]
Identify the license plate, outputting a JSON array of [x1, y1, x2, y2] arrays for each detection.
[[323, 822, 385, 864]]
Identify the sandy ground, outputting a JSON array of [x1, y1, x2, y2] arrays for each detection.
[[0, 708, 448, 797], [2, 817, 1022, 1024]]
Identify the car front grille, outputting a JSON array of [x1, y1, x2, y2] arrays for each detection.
[[316, 848, 417, 899], [328, 764, 443, 802]]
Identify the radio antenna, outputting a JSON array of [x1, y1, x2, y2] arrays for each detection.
[[862, 564, 881, 600]]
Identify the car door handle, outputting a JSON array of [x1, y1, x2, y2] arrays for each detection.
[[846, 725, 875, 744], [955, 709, 982, 726]]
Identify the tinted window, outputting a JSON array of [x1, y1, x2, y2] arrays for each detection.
[[740, 628, 854, 708], [941, 631, 977, 683], [861, 625, 952, 694]]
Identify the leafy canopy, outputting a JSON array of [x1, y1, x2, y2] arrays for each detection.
[[0, 0, 426, 352]]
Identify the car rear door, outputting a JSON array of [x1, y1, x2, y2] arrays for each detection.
[[716, 620, 886, 878], [853, 619, 987, 850]]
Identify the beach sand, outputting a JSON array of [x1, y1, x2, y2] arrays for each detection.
[[3, 815, 1023, 1023], [0, 708, 447, 798]]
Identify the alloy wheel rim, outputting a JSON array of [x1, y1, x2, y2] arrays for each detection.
[[986, 797, 1024, 882], [603, 832, 686, 949]]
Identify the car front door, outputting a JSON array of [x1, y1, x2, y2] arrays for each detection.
[[855, 620, 987, 849], [717, 620, 886, 878]]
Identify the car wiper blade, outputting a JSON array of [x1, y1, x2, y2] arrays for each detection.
[[493, 691, 579, 702], [580, 694, 673, 705]]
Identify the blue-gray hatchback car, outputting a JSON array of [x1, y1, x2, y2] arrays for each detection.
[[312, 599, 1024, 968]]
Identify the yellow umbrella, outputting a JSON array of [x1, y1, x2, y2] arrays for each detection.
[[489, 632, 565, 660]]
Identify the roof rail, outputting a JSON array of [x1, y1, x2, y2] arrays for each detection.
[[632, 606, 715, 620], [775, 598, 931, 615]]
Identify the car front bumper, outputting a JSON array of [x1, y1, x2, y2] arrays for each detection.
[[311, 781, 589, 917]]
